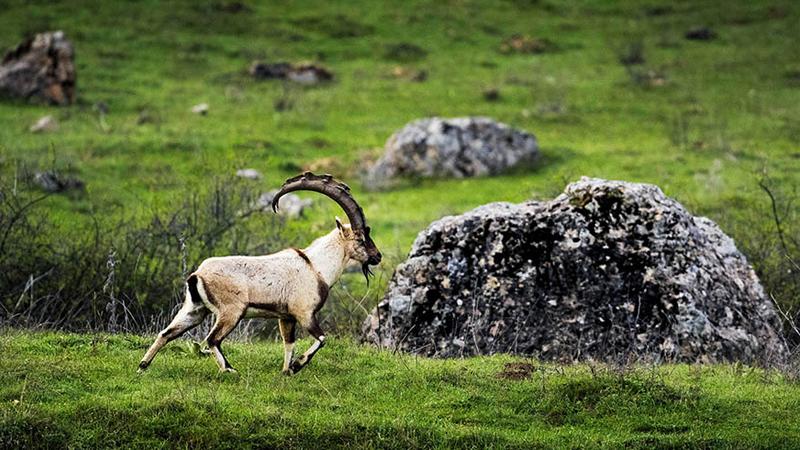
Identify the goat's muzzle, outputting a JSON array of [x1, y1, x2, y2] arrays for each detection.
[[362, 252, 381, 286], [368, 252, 382, 266]]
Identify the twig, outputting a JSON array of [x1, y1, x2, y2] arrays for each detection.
[[312, 374, 336, 402], [769, 293, 800, 340], [758, 177, 789, 255]]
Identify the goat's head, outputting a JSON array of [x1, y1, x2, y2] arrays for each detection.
[[335, 218, 381, 266], [272, 172, 382, 282]]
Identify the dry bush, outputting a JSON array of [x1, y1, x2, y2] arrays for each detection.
[[0, 174, 290, 333]]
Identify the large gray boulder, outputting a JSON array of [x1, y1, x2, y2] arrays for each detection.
[[363, 177, 788, 364], [363, 117, 539, 189], [0, 31, 76, 105]]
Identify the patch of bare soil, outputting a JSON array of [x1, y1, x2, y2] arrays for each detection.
[[497, 362, 536, 380]]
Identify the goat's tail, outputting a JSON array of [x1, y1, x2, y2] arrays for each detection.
[[186, 274, 204, 305]]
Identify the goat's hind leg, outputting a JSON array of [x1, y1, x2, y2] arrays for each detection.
[[205, 309, 244, 373], [139, 299, 208, 372]]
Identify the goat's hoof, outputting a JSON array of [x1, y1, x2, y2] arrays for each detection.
[[281, 368, 294, 376], [137, 361, 149, 374], [289, 361, 304, 373], [221, 367, 238, 374]]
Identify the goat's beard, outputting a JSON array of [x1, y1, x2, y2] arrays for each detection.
[[362, 262, 374, 286]]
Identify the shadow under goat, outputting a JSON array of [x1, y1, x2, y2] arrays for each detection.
[[138, 173, 381, 375]]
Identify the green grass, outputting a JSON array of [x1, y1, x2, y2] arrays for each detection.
[[1, 0, 798, 252], [2, 0, 798, 316], [1, 331, 799, 448], [1, 3, 799, 445]]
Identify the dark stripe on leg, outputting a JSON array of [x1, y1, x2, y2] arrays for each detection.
[[206, 313, 242, 371], [279, 318, 296, 344], [216, 344, 233, 370], [307, 318, 325, 341]]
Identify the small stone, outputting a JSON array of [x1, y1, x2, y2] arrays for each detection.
[[33, 171, 84, 193], [256, 190, 311, 219], [390, 66, 427, 82], [29, 115, 58, 133], [286, 64, 333, 85], [499, 35, 555, 54], [685, 27, 717, 41], [235, 168, 262, 180], [250, 61, 333, 85], [249, 61, 292, 79], [191, 103, 209, 115], [483, 88, 500, 102]]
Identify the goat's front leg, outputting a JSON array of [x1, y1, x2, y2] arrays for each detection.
[[289, 314, 326, 374], [278, 317, 297, 376]]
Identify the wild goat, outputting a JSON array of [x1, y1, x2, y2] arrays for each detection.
[[138, 173, 382, 375]]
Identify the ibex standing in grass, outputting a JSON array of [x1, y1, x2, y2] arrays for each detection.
[[138, 173, 382, 375]]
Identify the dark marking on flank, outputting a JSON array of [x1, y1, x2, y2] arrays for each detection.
[[315, 275, 329, 311], [292, 248, 311, 265], [247, 302, 289, 316]]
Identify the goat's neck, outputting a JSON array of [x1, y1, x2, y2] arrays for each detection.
[[303, 230, 348, 287]]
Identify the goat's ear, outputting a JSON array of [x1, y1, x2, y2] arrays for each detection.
[[335, 217, 345, 235]]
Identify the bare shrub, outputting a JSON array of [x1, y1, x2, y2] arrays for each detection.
[[0, 173, 289, 333], [718, 172, 800, 365]]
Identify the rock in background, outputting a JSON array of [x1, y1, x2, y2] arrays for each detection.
[[235, 168, 262, 180], [363, 177, 788, 365], [33, 171, 84, 193], [256, 190, 311, 219], [363, 117, 539, 190], [249, 61, 333, 85], [0, 31, 76, 105]]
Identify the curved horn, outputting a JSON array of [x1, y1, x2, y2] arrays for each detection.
[[272, 172, 367, 230]]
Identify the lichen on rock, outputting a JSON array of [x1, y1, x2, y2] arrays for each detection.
[[362, 177, 788, 364]]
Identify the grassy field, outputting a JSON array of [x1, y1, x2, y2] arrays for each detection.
[[2, 0, 799, 325], [1, 331, 799, 449], [1, 0, 798, 248], [1, 2, 799, 447]]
